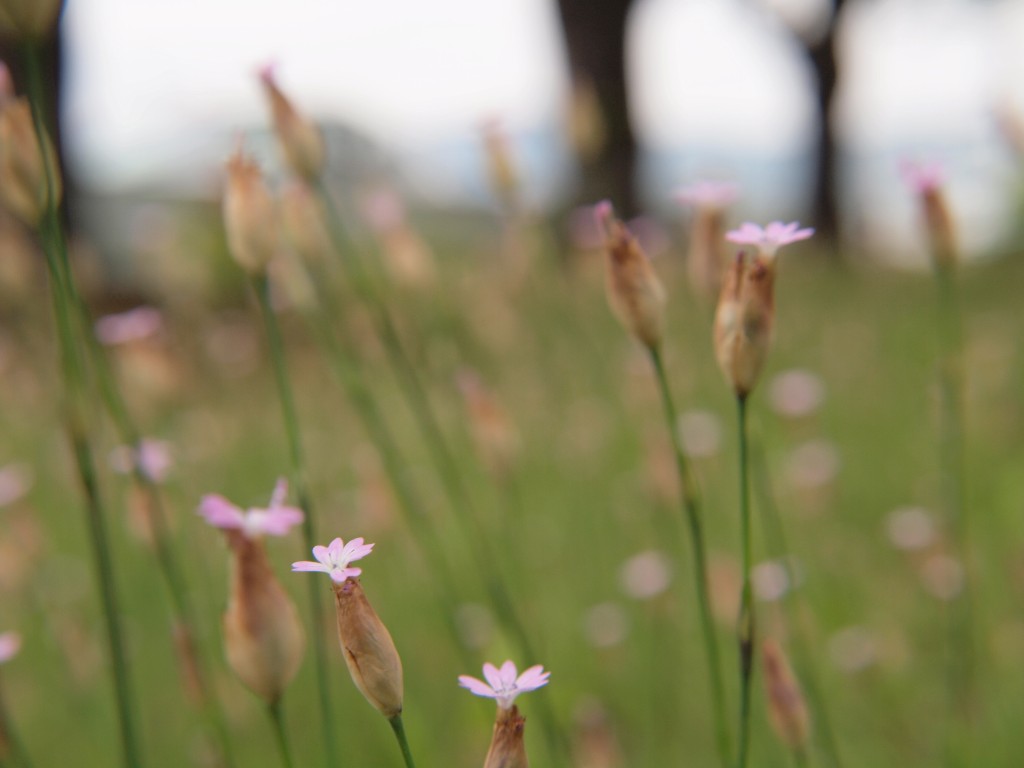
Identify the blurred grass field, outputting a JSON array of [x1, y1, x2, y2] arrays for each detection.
[[1, 211, 1023, 767]]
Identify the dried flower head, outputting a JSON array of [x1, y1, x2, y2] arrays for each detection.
[[0, 91, 61, 226], [223, 147, 279, 275], [762, 639, 810, 751], [596, 201, 666, 351], [259, 64, 325, 183], [198, 479, 303, 540], [900, 160, 957, 269], [459, 660, 550, 710], [332, 577, 404, 717], [484, 705, 530, 768], [291, 536, 374, 582]]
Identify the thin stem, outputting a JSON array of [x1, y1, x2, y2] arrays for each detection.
[[23, 42, 143, 768], [934, 262, 973, 767], [736, 395, 755, 768], [649, 347, 731, 768], [751, 435, 843, 768], [267, 700, 296, 768], [388, 715, 417, 768], [253, 274, 339, 768]]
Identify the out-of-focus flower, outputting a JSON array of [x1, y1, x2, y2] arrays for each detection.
[[886, 506, 937, 552], [675, 180, 739, 209], [201, 482, 305, 703], [828, 626, 877, 673], [279, 181, 333, 264], [785, 440, 841, 492], [762, 639, 810, 752], [919, 554, 964, 601], [596, 201, 666, 351], [291, 536, 374, 583], [360, 187, 436, 287], [259, 64, 325, 183], [620, 550, 672, 600], [223, 147, 278, 276], [0, 0, 62, 38], [900, 159, 957, 268], [676, 181, 740, 301], [198, 479, 303, 540], [726, 222, 814, 259], [0, 463, 32, 507], [459, 660, 550, 710], [109, 438, 173, 483], [456, 369, 520, 478], [769, 369, 825, 419], [678, 410, 722, 458], [583, 603, 629, 648], [0, 83, 61, 226], [0, 631, 20, 663], [566, 74, 606, 163], [94, 307, 163, 346], [481, 118, 520, 213], [753, 559, 792, 602]]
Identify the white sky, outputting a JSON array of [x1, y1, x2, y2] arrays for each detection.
[[61, 0, 1024, 259]]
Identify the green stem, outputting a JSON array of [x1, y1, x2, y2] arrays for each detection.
[[23, 42, 143, 768], [253, 274, 339, 768], [388, 715, 417, 768], [313, 182, 569, 761], [267, 700, 296, 768], [0, 679, 33, 768], [736, 395, 755, 768], [649, 347, 731, 768], [934, 263, 973, 767], [751, 436, 843, 768]]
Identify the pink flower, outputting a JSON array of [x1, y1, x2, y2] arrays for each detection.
[[900, 159, 945, 194], [0, 631, 21, 663], [197, 478, 303, 539], [292, 537, 374, 583], [94, 306, 163, 346], [109, 439, 173, 483], [675, 180, 739, 209], [458, 660, 550, 709], [726, 221, 814, 259]]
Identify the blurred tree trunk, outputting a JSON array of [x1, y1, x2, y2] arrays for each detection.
[[555, 0, 638, 216], [803, 0, 846, 247]]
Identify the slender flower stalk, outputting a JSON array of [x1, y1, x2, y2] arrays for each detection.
[[902, 161, 973, 765], [17, 43, 143, 768], [222, 148, 340, 766], [596, 201, 730, 767], [267, 700, 296, 768], [716, 221, 813, 768]]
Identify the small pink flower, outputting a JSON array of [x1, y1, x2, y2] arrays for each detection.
[[110, 439, 173, 483], [94, 307, 163, 346], [900, 159, 945, 194], [675, 180, 739, 209], [726, 221, 814, 259], [458, 660, 550, 710], [197, 478, 303, 539], [0, 632, 21, 663], [292, 536, 374, 583]]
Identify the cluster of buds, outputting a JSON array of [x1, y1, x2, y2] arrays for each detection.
[[459, 660, 551, 768], [713, 222, 812, 398], [293, 536, 404, 719], [901, 160, 957, 270], [595, 201, 666, 352], [0, 63, 61, 227], [198, 480, 306, 703]]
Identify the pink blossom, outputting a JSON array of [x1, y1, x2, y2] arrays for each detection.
[[197, 478, 303, 539], [675, 180, 739, 209], [291, 536, 374, 583], [900, 159, 945, 194], [94, 307, 163, 346], [458, 660, 550, 709], [0, 632, 21, 663], [110, 439, 173, 483], [726, 221, 814, 258]]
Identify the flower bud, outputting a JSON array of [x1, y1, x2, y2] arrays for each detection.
[[920, 185, 956, 270], [484, 704, 529, 768], [332, 578, 403, 718], [713, 252, 775, 398], [0, 0, 62, 38], [762, 639, 810, 752], [279, 181, 333, 264], [223, 533, 305, 703], [597, 202, 666, 351], [259, 66, 325, 183], [223, 148, 278, 275], [0, 93, 61, 226]]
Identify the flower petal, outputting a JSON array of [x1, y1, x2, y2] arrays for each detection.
[[197, 495, 245, 530], [291, 560, 329, 573], [498, 660, 518, 689], [257, 505, 304, 536], [0, 632, 21, 664], [482, 662, 503, 691], [326, 537, 346, 562], [458, 675, 497, 698], [268, 477, 289, 509], [515, 665, 551, 692], [329, 566, 361, 583]]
